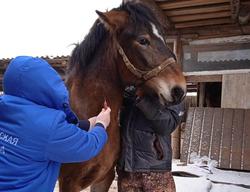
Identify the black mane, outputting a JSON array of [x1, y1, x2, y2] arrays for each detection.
[[121, 3, 163, 34], [68, 20, 107, 73], [68, 2, 162, 73]]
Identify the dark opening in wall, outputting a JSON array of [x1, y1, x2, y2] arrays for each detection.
[[204, 82, 222, 107]]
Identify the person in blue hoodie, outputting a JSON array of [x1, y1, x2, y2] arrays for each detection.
[[0, 56, 111, 192]]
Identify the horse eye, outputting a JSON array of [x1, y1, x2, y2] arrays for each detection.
[[138, 38, 150, 46]]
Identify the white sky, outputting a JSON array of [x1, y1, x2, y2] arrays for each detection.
[[0, 0, 122, 59]]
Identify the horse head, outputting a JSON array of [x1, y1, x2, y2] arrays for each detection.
[[96, 3, 186, 106]]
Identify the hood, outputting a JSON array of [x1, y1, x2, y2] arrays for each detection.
[[3, 56, 78, 124]]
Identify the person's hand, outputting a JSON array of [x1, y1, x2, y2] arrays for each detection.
[[88, 116, 97, 130], [123, 86, 137, 106], [123, 86, 144, 106], [96, 107, 111, 129], [124, 86, 136, 98]]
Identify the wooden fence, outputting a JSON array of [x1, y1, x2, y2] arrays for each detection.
[[181, 107, 250, 171]]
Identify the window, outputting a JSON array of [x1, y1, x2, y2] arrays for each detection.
[[183, 42, 250, 74]]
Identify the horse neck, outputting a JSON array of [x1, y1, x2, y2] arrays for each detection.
[[68, 47, 123, 120]]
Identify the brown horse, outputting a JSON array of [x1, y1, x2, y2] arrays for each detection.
[[59, 2, 186, 192]]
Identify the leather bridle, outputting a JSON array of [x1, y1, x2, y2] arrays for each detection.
[[117, 44, 176, 81]]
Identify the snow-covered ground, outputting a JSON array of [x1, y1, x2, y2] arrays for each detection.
[[173, 163, 250, 192], [54, 156, 250, 192], [172, 154, 250, 192]]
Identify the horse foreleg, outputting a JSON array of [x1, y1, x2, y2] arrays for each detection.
[[59, 177, 82, 192], [90, 168, 115, 192]]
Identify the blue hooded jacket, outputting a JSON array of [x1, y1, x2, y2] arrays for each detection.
[[0, 56, 108, 192]]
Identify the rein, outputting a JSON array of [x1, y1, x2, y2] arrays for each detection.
[[117, 44, 176, 81]]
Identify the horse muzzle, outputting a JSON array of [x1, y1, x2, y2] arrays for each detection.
[[157, 84, 186, 106], [171, 86, 186, 104]]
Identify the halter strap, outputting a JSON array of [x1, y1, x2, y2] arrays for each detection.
[[117, 44, 176, 81]]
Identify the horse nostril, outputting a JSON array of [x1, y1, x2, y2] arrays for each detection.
[[171, 86, 184, 103]]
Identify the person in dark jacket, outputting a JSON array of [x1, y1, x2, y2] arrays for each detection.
[[0, 56, 111, 192], [117, 86, 184, 192]]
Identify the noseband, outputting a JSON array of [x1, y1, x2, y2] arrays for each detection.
[[117, 44, 176, 81]]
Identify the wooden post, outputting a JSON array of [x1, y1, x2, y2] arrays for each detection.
[[222, 73, 250, 109], [230, 0, 240, 22], [172, 125, 181, 159], [171, 36, 183, 159], [176, 36, 183, 65], [198, 82, 205, 107]]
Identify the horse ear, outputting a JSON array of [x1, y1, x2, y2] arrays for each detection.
[[96, 10, 128, 31]]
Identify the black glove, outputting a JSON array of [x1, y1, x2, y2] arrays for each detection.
[[123, 85, 137, 106]]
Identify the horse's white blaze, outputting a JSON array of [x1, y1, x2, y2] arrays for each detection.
[[151, 23, 165, 43]]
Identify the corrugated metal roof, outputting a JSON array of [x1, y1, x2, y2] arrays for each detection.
[[197, 49, 250, 62], [0, 56, 69, 91]]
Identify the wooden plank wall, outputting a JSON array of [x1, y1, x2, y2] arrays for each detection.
[[156, 0, 250, 39], [181, 107, 250, 171], [221, 73, 250, 108]]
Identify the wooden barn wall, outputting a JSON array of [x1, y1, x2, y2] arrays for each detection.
[[221, 73, 250, 108], [181, 107, 250, 171]]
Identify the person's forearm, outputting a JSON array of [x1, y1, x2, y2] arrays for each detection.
[[136, 98, 183, 135], [150, 110, 180, 135], [78, 120, 90, 131], [94, 122, 105, 129], [78, 121, 106, 132], [136, 97, 161, 120]]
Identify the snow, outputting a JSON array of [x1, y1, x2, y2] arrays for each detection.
[[172, 156, 250, 192], [54, 154, 250, 192], [174, 176, 212, 192], [211, 184, 250, 192]]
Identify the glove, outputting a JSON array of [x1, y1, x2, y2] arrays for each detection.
[[123, 85, 137, 106]]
